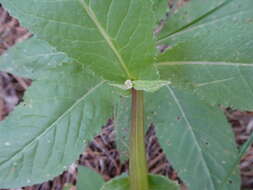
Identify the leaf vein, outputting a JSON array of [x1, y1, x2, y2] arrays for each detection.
[[78, 0, 132, 79], [0, 81, 105, 168], [166, 86, 216, 189]]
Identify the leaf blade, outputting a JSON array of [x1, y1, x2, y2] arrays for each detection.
[[77, 166, 104, 190], [101, 174, 180, 190], [156, 61, 253, 110], [0, 0, 158, 82], [0, 37, 71, 79], [158, 0, 228, 40], [78, 0, 132, 79], [0, 64, 116, 188], [157, 0, 253, 63], [145, 87, 240, 190]]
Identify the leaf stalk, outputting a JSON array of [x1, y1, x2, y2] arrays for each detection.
[[129, 89, 149, 190]]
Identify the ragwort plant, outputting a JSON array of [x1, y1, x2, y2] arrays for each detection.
[[0, 0, 253, 189]]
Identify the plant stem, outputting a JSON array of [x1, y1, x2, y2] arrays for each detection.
[[129, 89, 149, 190]]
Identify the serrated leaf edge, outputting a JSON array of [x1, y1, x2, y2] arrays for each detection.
[[0, 80, 106, 168]]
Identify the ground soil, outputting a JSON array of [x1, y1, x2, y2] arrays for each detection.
[[0, 3, 252, 190]]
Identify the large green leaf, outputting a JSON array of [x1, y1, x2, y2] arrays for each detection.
[[157, 62, 253, 110], [0, 63, 116, 188], [77, 166, 104, 190], [145, 86, 240, 190], [101, 174, 179, 190], [158, 0, 228, 39], [0, 37, 71, 79], [0, 0, 158, 82], [157, 0, 253, 63], [156, 0, 253, 110]]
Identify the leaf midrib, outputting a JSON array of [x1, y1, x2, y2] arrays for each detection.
[[157, 0, 233, 43], [0, 81, 105, 168], [78, 0, 133, 79], [167, 86, 216, 189]]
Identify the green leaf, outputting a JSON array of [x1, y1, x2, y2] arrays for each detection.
[[158, 0, 228, 39], [0, 0, 158, 82], [0, 37, 71, 79], [101, 175, 129, 190], [145, 86, 240, 190], [101, 174, 179, 190], [156, 0, 253, 110], [114, 97, 131, 162], [157, 0, 253, 63], [148, 175, 179, 190], [0, 63, 116, 188], [157, 62, 253, 110], [77, 166, 104, 190], [151, 0, 169, 24]]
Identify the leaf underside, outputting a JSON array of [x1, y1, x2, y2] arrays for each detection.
[[0, 0, 158, 82], [101, 174, 179, 190], [158, 0, 228, 40], [0, 63, 116, 188], [0, 37, 71, 79], [157, 62, 253, 110], [145, 86, 240, 190], [156, 0, 253, 110], [77, 166, 104, 190], [152, 0, 253, 188], [0, 0, 252, 189]]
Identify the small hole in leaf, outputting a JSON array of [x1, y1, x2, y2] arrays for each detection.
[[228, 180, 233, 184]]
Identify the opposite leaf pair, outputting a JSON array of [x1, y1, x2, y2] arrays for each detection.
[[0, 0, 253, 189]]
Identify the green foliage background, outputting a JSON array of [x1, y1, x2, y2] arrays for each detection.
[[0, 0, 252, 189]]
